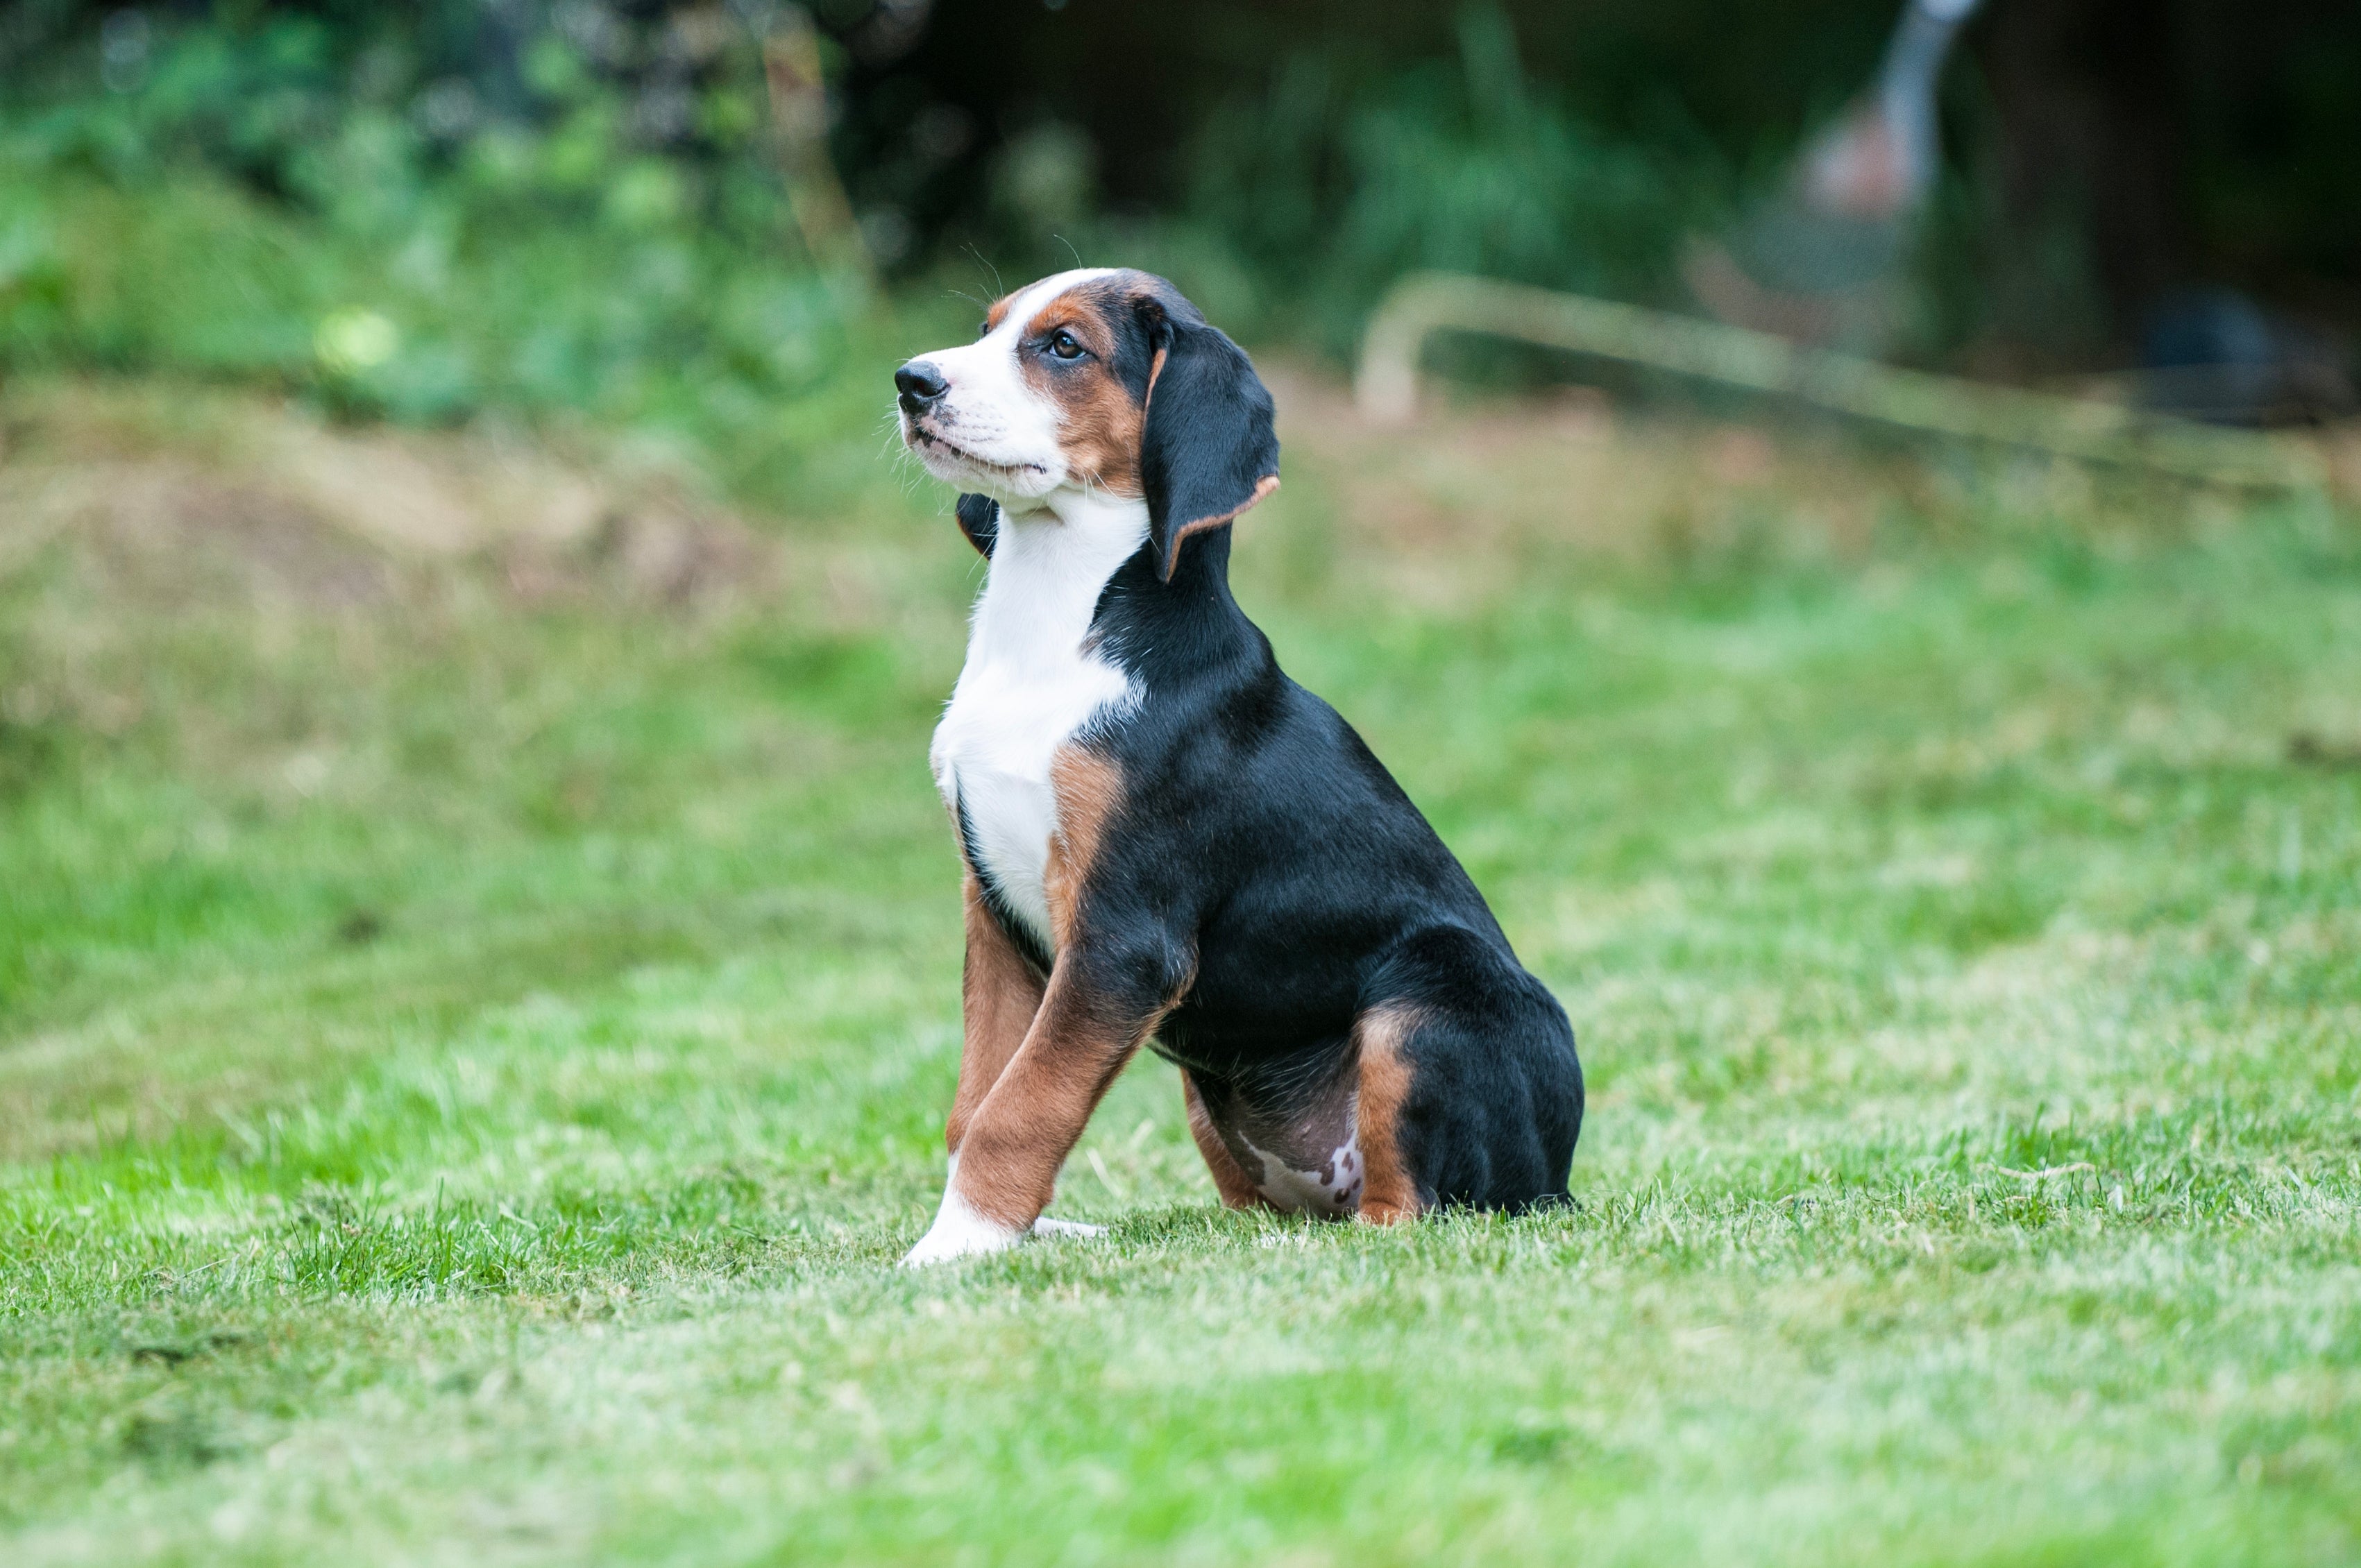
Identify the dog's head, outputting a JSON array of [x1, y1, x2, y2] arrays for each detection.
[[895, 269, 1279, 581]]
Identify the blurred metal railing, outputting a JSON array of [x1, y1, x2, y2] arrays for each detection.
[[1357, 273, 2324, 490]]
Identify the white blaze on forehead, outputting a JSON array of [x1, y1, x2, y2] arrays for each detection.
[[982, 267, 1120, 343]]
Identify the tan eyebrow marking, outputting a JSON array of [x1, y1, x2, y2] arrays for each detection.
[[1022, 294, 1114, 357], [983, 293, 1014, 332], [1015, 283, 1143, 497]]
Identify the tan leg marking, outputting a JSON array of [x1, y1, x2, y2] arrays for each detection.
[[1181, 1068, 1268, 1210], [1353, 1005, 1429, 1225], [951, 968, 1170, 1229], [945, 873, 1047, 1158]]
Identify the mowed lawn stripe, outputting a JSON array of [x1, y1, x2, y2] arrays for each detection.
[[3, 384, 2358, 1564]]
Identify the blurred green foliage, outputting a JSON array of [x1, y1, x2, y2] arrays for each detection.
[[3, 0, 2357, 441], [0, 1, 1749, 430], [0, 4, 900, 504], [1176, 8, 1730, 352]]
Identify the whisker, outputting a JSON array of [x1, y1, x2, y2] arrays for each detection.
[[963, 244, 1004, 300]]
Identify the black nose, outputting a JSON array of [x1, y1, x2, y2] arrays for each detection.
[[895, 360, 948, 413]]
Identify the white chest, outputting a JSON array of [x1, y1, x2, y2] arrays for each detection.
[[930, 500, 1144, 949]]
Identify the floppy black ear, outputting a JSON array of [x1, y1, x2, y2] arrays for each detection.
[[1135, 293, 1280, 582], [955, 492, 999, 558]]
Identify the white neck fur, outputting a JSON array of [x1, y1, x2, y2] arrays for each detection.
[[931, 488, 1149, 946]]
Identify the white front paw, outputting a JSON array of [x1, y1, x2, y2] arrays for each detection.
[[901, 1185, 1026, 1267]]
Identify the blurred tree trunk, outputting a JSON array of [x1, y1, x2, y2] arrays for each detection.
[[1976, 0, 2194, 341], [763, 6, 876, 287]]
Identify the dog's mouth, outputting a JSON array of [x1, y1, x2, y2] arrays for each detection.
[[904, 423, 1049, 483]]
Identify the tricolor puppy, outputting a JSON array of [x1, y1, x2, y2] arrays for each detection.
[[895, 268, 1582, 1265]]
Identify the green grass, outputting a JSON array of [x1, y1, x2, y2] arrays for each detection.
[[3, 373, 2360, 1566]]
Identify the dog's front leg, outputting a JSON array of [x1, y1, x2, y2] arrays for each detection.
[[902, 951, 1175, 1266], [914, 875, 1063, 1259], [944, 874, 1046, 1159]]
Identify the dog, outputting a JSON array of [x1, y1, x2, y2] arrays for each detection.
[[893, 269, 1582, 1264]]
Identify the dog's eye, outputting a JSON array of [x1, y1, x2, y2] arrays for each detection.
[[1047, 330, 1084, 360], [975, 320, 990, 340]]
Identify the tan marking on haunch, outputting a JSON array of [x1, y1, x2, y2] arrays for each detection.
[[1159, 473, 1280, 580], [949, 966, 1176, 1229], [945, 872, 1047, 1157], [1018, 284, 1145, 497], [1044, 744, 1123, 951], [1182, 1069, 1269, 1209], [1353, 1005, 1428, 1224]]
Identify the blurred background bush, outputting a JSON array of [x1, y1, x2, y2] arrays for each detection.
[[3, 0, 2356, 471]]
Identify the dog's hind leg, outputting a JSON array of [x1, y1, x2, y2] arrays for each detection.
[[1180, 1068, 1269, 1209], [1353, 928, 1584, 1218], [1352, 1005, 1429, 1223]]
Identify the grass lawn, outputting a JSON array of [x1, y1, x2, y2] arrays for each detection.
[[3, 368, 2360, 1566]]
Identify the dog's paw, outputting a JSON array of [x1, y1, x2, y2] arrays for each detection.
[[900, 1188, 1026, 1268], [1030, 1216, 1106, 1239]]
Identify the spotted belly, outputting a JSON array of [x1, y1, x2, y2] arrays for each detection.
[[1233, 1125, 1363, 1215], [1189, 1058, 1365, 1217]]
